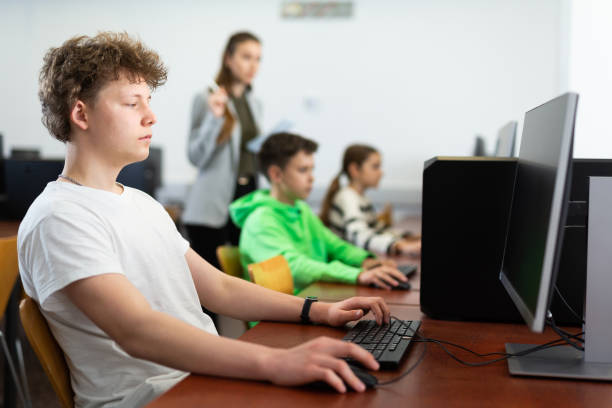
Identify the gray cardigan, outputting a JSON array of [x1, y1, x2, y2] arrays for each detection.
[[182, 91, 263, 227]]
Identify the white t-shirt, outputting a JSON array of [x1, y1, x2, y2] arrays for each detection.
[[18, 181, 217, 408]]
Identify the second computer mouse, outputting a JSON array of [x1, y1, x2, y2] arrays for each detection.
[[307, 364, 378, 391], [371, 264, 416, 290], [392, 281, 411, 290], [372, 280, 411, 290]]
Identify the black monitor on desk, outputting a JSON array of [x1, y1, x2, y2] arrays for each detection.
[[117, 146, 162, 197], [500, 92, 612, 380], [3, 158, 64, 220]]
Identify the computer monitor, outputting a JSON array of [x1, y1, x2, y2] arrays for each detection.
[[10, 148, 41, 160], [472, 135, 486, 156], [117, 146, 162, 197], [494, 121, 517, 157], [4, 158, 64, 219], [500, 92, 612, 380], [500, 95, 575, 332]]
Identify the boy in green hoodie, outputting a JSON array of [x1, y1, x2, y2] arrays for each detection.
[[230, 133, 407, 293]]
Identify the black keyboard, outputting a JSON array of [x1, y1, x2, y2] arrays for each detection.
[[342, 319, 421, 369]]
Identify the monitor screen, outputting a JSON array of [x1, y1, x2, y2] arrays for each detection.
[[500, 93, 578, 332], [495, 121, 518, 157]]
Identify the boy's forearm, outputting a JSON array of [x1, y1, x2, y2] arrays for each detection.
[[207, 274, 331, 324], [123, 309, 277, 380]]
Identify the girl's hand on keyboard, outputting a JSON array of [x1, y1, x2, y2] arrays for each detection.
[[323, 296, 390, 326], [261, 337, 378, 393]]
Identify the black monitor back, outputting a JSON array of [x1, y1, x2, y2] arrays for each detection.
[[2, 148, 162, 220], [10, 148, 41, 160], [117, 147, 162, 197], [3, 158, 64, 220], [473, 136, 487, 156], [420, 157, 612, 325]]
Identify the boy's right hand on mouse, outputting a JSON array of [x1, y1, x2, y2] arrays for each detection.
[[207, 87, 228, 117], [260, 337, 378, 393], [357, 264, 407, 290]]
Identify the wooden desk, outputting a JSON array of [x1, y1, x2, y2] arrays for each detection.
[[298, 254, 420, 305], [298, 281, 419, 306], [147, 305, 611, 407]]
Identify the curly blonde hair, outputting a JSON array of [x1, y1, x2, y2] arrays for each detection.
[[39, 32, 167, 142]]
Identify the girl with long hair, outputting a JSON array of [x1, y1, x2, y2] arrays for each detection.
[[320, 144, 421, 256]]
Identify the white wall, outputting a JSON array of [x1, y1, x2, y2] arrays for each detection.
[[567, 0, 612, 158], [0, 0, 563, 199]]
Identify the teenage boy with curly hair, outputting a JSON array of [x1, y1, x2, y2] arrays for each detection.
[[18, 33, 389, 407]]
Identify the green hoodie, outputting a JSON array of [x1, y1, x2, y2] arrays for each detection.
[[230, 190, 372, 293]]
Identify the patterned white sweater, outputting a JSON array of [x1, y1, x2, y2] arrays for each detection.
[[328, 186, 400, 254]]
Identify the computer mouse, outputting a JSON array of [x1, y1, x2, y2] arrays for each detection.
[[348, 364, 379, 389], [307, 364, 378, 391], [371, 264, 416, 290], [398, 264, 417, 278], [372, 279, 411, 290], [392, 281, 412, 290]]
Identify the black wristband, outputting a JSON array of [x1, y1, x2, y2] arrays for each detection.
[[300, 296, 318, 324]]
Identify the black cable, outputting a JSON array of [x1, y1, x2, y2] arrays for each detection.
[[414, 337, 508, 358], [350, 313, 585, 381], [554, 284, 585, 324], [376, 337, 427, 386], [417, 330, 585, 367], [546, 313, 584, 351], [383, 316, 585, 368], [354, 316, 426, 386], [547, 318, 584, 340], [419, 338, 511, 367]]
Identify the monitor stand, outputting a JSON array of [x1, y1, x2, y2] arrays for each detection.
[[506, 176, 612, 381]]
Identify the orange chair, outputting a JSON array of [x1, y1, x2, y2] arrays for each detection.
[[377, 203, 393, 227], [247, 255, 294, 295], [0, 236, 32, 408], [216, 245, 251, 332], [216, 246, 244, 279], [20, 295, 74, 408]]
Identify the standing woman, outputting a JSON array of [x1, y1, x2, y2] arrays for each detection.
[[183, 32, 262, 267]]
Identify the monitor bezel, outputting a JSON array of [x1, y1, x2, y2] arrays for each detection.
[[499, 93, 578, 333]]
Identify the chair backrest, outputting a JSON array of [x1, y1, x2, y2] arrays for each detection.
[[19, 296, 74, 408], [216, 246, 244, 279], [247, 255, 294, 295], [0, 236, 19, 316], [377, 203, 393, 228]]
